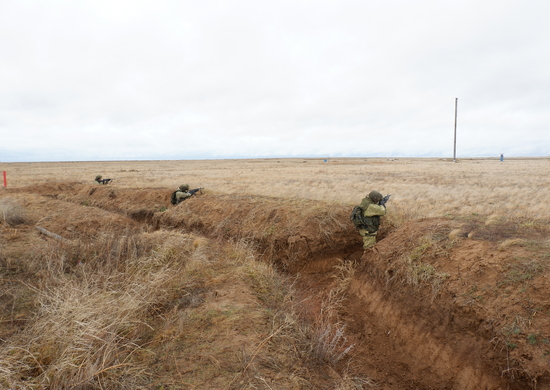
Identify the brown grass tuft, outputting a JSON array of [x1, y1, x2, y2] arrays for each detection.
[[0, 197, 27, 226], [311, 260, 357, 365], [0, 230, 196, 388], [448, 228, 465, 241], [498, 238, 527, 251], [485, 214, 504, 225], [390, 232, 451, 300]]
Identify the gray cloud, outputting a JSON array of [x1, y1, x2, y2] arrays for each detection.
[[1, 0, 549, 161]]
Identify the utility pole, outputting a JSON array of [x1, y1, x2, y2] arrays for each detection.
[[453, 98, 458, 162]]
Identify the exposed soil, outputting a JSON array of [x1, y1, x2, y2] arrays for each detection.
[[2, 183, 550, 389]]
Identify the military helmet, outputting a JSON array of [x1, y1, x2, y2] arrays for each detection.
[[369, 190, 383, 203], [95, 175, 102, 181], [179, 184, 190, 191]]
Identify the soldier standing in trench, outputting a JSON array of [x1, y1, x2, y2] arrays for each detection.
[[357, 190, 387, 250]]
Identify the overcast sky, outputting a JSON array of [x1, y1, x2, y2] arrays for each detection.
[[1, 0, 549, 162]]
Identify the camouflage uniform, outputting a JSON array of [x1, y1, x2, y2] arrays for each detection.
[[358, 191, 387, 249], [175, 184, 192, 203], [95, 175, 112, 184]]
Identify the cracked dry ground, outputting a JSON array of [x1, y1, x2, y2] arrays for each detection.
[[2, 183, 550, 389]]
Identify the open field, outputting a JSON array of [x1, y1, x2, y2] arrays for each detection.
[[1, 158, 550, 389], [3, 157, 550, 222]]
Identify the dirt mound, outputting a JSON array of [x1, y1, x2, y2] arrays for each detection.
[[1, 190, 139, 241], [11, 184, 366, 271], [341, 219, 550, 389], [9, 182, 169, 222], [156, 194, 365, 271]]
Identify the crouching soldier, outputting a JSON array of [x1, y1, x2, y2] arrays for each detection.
[[357, 190, 388, 250]]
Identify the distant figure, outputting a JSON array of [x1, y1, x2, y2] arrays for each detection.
[[350, 190, 390, 250], [95, 175, 113, 185], [500, 153, 504, 162]]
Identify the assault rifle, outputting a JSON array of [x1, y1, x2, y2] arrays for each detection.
[[189, 188, 204, 196], [379, 194, 391, 207], [96, 178, 113, 185]]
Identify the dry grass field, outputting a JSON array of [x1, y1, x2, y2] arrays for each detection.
[[2, 157, 550, 222], [1, 158, 550, 389]]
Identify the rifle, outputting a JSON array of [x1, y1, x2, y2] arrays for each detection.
[[379, 194, 391, 207], [189, 188, 204, 196], [97, 178, 113, 185]]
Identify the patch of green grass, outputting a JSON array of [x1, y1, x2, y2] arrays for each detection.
[[498, 259, 545, 287], [506, 342, 517, 350], [502, 323, 522, 337], [263, 224, 277, 237], [527, 334, 538, 345], [460, 285, 486, 304]]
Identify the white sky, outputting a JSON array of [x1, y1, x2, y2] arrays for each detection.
[[1, 0, 549, 162]]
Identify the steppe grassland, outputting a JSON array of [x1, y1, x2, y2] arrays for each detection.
[[0, 229, 331, 388], [2, 157, 550, 220], [1, 158, 550, 388]]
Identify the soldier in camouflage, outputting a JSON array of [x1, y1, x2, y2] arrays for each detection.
[[95, 175, 113, 185], [175, 184, 192, 203], [358, 190, 387, 249]]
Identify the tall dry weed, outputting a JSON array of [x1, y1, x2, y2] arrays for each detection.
[[311, 260, 357, 365], [0, 230, 196, 389]]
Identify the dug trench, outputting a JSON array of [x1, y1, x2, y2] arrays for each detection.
[[4, 183, 550, 389]]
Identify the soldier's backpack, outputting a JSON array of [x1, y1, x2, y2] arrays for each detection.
[[170, 191, 179, 205], [350, 205, 365, 228]]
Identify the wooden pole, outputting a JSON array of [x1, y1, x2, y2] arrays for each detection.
[[2, 171, 6, 188], [453, 98, 458, 162]]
